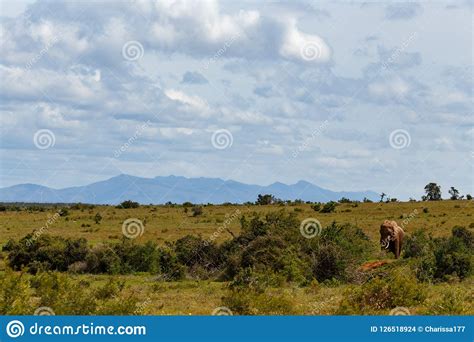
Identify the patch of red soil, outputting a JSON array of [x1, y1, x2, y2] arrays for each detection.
[[359, 260, 391, 271]]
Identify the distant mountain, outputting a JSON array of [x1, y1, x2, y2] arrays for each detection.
[[0, 175, 379, 204]]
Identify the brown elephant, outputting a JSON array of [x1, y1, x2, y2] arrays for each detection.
[[380, 220, 404, 259]]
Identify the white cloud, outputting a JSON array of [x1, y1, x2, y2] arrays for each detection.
[[279, 18, 331, 63], [368, 77, 410, 100], [164, 89, 211, 116]]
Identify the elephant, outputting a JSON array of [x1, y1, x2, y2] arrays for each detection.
[[380, 220, 404, 259]]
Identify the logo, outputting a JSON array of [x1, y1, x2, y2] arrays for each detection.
[[300, 218, 322, 238], [211, 129, 233, 150], [6, 320, 25, 338], [34, 306, 55, 315], [122, 40, 144, 61], [389, 129, 411, 149], [212, 306, 233, 316], [122, 218, 145, 239], [33, 129, 55, 149], [390, 307, 411, 315], [300, 41, 322, 61]]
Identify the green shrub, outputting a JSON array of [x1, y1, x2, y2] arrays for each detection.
[[403, 230, 433, 258], [0, 269, 32, 314], [421, 288, 473, 315], [116, 200, 139, 209], [320, 201, 337, 213], [174, 235, 222, 278], [222, 287, 295, 315], [337, 269, 426, 314], [414, 227, 472, 282], [5, 235, 88, 273], [307, 222, 375, 282]]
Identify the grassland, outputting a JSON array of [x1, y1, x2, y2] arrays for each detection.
[[1, 200, 473, 315], [1, 200, 473, 245]]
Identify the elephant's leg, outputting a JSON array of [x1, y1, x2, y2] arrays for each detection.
[[394, 239, 400, 259]]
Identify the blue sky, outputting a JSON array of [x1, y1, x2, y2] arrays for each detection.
[[0, 0, 472, 200]]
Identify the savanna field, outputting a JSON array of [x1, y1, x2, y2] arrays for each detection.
[[0, 199, 473, 315]]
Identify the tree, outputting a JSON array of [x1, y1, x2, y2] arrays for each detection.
[[423, 183, 441, 201], [256, 194, 275, 205], [466, 194, 472, 201], [448, 187, 460, 200], [380, 193, 386, 202], [117, 200, 139, 209]]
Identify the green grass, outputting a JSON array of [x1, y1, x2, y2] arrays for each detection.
[[1, 200, 472, 245]]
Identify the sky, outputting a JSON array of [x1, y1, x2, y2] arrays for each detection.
[[0, 0, 472, 200]]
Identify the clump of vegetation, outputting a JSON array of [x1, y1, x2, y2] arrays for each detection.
[[0, 269, 142, 315], [337, 268, 426, 314], [116, 200, 140, 209], [94, 212, 102, 224], [191, 206, 203, 217], [420, 287, 473, 315], [406, 226, 473, 282], [255, 194, 276, 205], [320, 201, 338, 213]]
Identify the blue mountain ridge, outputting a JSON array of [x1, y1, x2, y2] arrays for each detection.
[[0, 174, 379, 204]]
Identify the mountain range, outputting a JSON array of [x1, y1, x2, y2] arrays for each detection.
[[0, 175, 379, 204]]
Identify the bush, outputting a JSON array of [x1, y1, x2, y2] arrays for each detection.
[[116, 200, 139, 209], [174, 235, 222, 278], [256, 194, 275, 205], [413, 227, 473, 282], [403, 230, 434, 258], [191, 206, 203, 217], [337, 269, 426, 314], [5, 235, 88, 273], [320, 201, 337, 213], [307, 222, 374, 282], [0, 269, 32, 314], [222, 284, 296, 315], [421, 287, 473, 315]]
